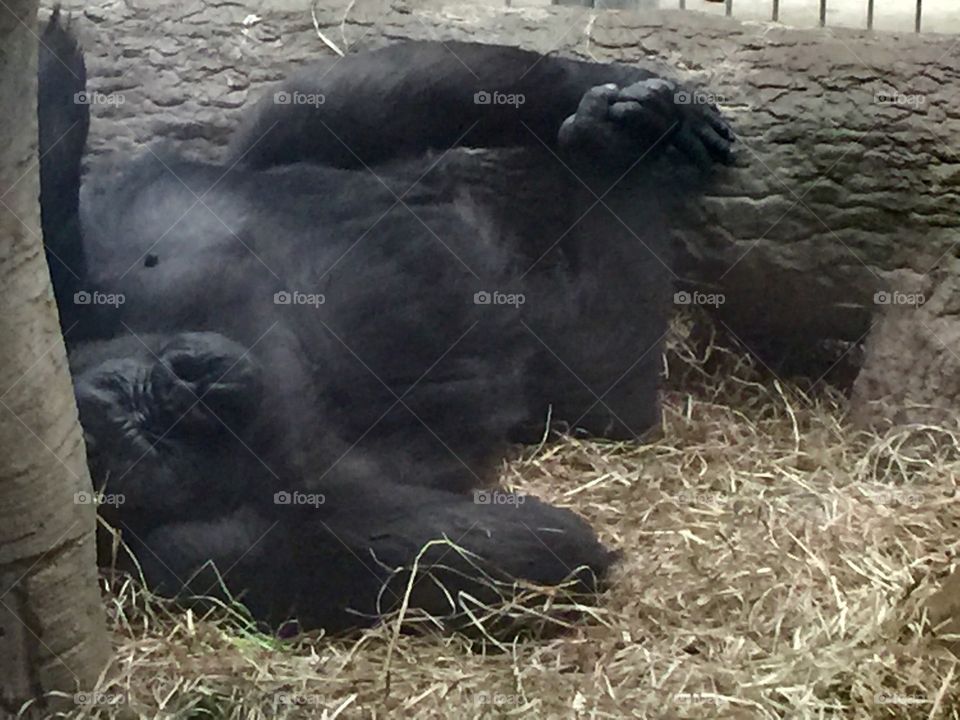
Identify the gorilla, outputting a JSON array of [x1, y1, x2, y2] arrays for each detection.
[[38, 10, 733, 632]]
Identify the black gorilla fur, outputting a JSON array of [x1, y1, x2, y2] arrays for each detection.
[[39, 11, 733, 632]]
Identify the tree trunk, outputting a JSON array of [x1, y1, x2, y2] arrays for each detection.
[[0, 2, 110, 714], [58, 0, 958, 420]]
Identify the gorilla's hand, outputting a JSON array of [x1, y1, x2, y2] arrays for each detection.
[[151, 332, 263, 437], [73, 331, 264, 520], [559, 79, 735, 170]]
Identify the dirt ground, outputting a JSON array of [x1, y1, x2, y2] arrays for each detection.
[[37, 317, 960, 720]]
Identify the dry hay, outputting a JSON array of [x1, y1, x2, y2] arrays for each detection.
[[30, 316, 960, 719]]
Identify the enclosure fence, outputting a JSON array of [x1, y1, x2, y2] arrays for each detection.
[[536, 0, 933, 33], [675, 0, 923, 31]]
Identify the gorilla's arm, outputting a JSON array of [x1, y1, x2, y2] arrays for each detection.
[[230, 41, 734, 172]]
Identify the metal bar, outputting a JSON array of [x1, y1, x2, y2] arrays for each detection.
[[867, 0, 874, 30], [772, 0, 779, 22], [916, 0, 922, 32], [679, 0, 686, 8], [820, 0, 827, 27], [726, 0, 733, 16]]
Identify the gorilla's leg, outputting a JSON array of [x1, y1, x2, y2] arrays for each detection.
[[535, 80, 730, 438], [230, 41, 734, 172], [509, 88, 702, 440], [556, 185, 673, 441], [38, 8, 89, 338], [134, 478, 615, 633], [516, 196, 672, 441]]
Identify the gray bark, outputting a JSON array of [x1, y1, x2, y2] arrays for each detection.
[[0, 1, 110, 714], [56, 0, 959, 419]]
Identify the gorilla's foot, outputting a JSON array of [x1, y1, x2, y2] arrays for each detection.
[[294, 481, 619, 632], [559, 79, 735, 170]]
